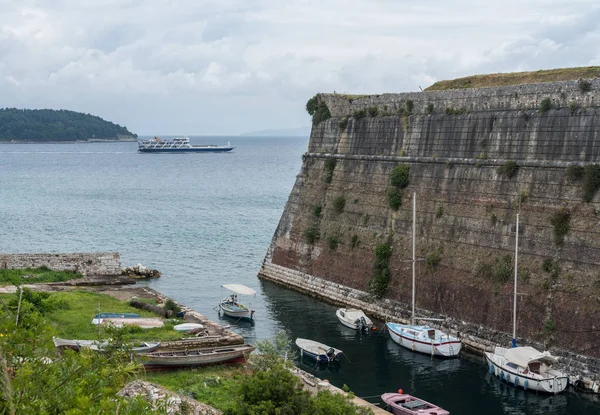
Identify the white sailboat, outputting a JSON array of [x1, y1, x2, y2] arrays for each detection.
[[386, 193, 461, 357], [484, 214, 568, 394]]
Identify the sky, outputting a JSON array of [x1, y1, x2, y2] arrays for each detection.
[[1, 0, 599, 135]]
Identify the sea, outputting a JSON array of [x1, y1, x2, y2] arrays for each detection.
[[0, 136, 598, 414]]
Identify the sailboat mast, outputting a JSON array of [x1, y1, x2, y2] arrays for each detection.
[[412, 192, 416, 326], [512, 213, 520, 344]]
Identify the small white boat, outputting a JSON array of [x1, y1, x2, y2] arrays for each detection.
[[53, 337, 161, 353], [93, 317, 164, 329], [336, 308, 376, 332], [485, 346, 568, 394], [173, 323, 204, 332], [386, 323, 461, 357], [295, 338, 343, 363], [219, 284, 256, 321]]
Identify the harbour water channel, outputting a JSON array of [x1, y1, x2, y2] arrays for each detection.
[[1, 137, 599, 414]]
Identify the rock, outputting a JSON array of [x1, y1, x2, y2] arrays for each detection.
[[121, 264, 162, 279]]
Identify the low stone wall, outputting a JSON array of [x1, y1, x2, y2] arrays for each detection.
[[0, 252, 121, 276], [258, 260, 600, 392]]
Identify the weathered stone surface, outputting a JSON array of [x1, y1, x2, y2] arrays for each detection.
[[118, 380, 221, 415], [0, 252, 121, 276]]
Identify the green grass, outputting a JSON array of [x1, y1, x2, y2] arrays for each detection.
[[0, 267, 83, 285], [145, 365, 250, 412], [0, 291, 186, 342]]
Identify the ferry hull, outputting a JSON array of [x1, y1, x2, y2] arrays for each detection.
[[386, 323, 461, 357], [138, 147, 234, 153]]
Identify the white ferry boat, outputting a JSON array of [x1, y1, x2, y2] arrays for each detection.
[[138, 137, 234, 153]]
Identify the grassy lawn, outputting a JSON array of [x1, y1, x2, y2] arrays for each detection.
[[145, 364, 249, 412], [1, 291, 186, 342], [0, 267, 83, 285]]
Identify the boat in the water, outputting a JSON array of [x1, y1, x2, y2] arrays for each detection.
[[485, 346, 568, 394], [484, 214, 568, 394], [138, 137, 235, 153], [336, 308, 376, 332], [219, 284, 256, 321], [295, 338, 343, 363], [53, 337, 160, 353], [138, 344, 255, 369], [386, 193, 461, 358], [381, 391, 450, 415]]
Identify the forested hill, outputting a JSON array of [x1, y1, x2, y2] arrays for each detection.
[[0, 108, 137, 141]]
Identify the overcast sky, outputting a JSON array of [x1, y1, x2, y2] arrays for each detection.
[[1, 0, 599, 135]]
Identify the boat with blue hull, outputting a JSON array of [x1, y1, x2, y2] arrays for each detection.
[[138, 137, 234, 153], [295, 338, 343, 363]]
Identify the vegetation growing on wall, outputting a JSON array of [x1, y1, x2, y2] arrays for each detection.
[[324, 158, 337, 184], [583, 164, 600, 202], [445, 107, 466, 115], [405, 100, 414, 114], [326, 234, 340, 250], [425, 251, 441, 270], [332, 196, 346, 213], [540, 98, 553, 112], [549, 208, 571, 246], [305, 223, 320, 244], [370, 242, 392, 298], [426, 103, 434, 114], [350, 235, 360, 249], [353, 109, 366, 119], [368, 106, 378, 117], [578, 78, 592, 93], [313, 205, 322, 218], [387, 188, 402, 210], [435, 205, 444, 219], [306, 96, 331, 124], [390, 164, 410, 188], [497, 160, 519, 178], [338, 116, 349, 130]]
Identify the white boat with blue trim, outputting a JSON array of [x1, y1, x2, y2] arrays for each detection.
[[218, 284, 256, 321], [138, 137, 234, 153], [485, 346, 567, 394], [295, 338, 343, 363], [386, 193, 461, 357]]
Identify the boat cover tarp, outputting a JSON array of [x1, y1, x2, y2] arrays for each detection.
[[503, 346, 558, 367], [222, 284, 256, 295]]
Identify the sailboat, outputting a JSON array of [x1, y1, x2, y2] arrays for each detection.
[[484, 213, 568, 394], [386, 193, 461, 357]]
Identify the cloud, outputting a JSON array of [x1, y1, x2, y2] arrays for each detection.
[[0, 0, 599, 134]]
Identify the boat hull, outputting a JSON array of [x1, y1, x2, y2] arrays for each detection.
[[138, 147, 234, 153], [295, 338, 343, 363], [336, 308, 375, 332], [53, 338, 160, 353], [139, 344, 255, 369], [485, 352, 568, 394], [219, 303, 254, 321], [381, 393, 449, 415], [386, 323, 461, 357]]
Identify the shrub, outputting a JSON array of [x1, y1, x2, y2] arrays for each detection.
[[326, 235, 340, 250], [368, 106, 378, 117], [493, 256, 512, 284], [312, 102, 331, 124], [338, 116, 349, 130], [313, 205, 322, 218], [569, 102, 577, 115], [306, 96, 318, 115], [390, 164, 410, 188], [445, 107, 466, 115], [332, 196, 346, 213], [324, 158, 337, 184], [497, 160, 519, 178], [370, 242, 392, 297], [426, 251, 441, 269], [583, 164, 600, 202], [435, 205, 444, 218], [305, 223, 320, 244], [542, 258, 555, 273], [387, 188, 402, 210], [350, 235, 360, 249], [549, 208, 571, 246], [353, 109, 366, 119], [540, 98, 553, 113], [405, 100, 414, 114], [163, 299, 181, 314], [426, 103, 434, 114], [578, 78, 592, 93], [566, 165, 584, 181]]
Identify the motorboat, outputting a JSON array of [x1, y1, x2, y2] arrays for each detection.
[[386, 193, 461, 357], [381, 391, 449, 415], [295, 338, 343, 363], [138, 137, 234, 153], [336, 308, 376, 332], [138, 344, 255, 369], [219, 284, 256, 321], [485, 346, 568, 394]]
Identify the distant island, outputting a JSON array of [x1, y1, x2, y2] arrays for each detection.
[[0, 108, 137, 142], [240, 126, 310, 136]]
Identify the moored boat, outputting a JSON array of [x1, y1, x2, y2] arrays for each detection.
[[295, 338, 343, 363], [219, 284, 256, 321], [386, 323, 461, 357], [53, 337, 161, 353], [138, 344, 255, 369], [336, 308, 376, 332], [485, 346, 568, 394], [381, 392, 449, 415], [138, 137, 234, 153]]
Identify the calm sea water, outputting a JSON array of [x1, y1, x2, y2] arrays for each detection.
[[0, 137, 598, 414]]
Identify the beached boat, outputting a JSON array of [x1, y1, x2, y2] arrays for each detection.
[[484, 214, 568, 394], [173, 323, 204, 332], [219, 284, 256, 321], [53, 337, 160, 353], [138, 344, 255, 368], [381, 392, 449, 415], [91, 313, 140, 325], [295, 338, 343, 363], [138, 137, 234, 153], [386, 193, 461, 357], [92, 317, 164, 328], [336, 308, 376, 332]]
